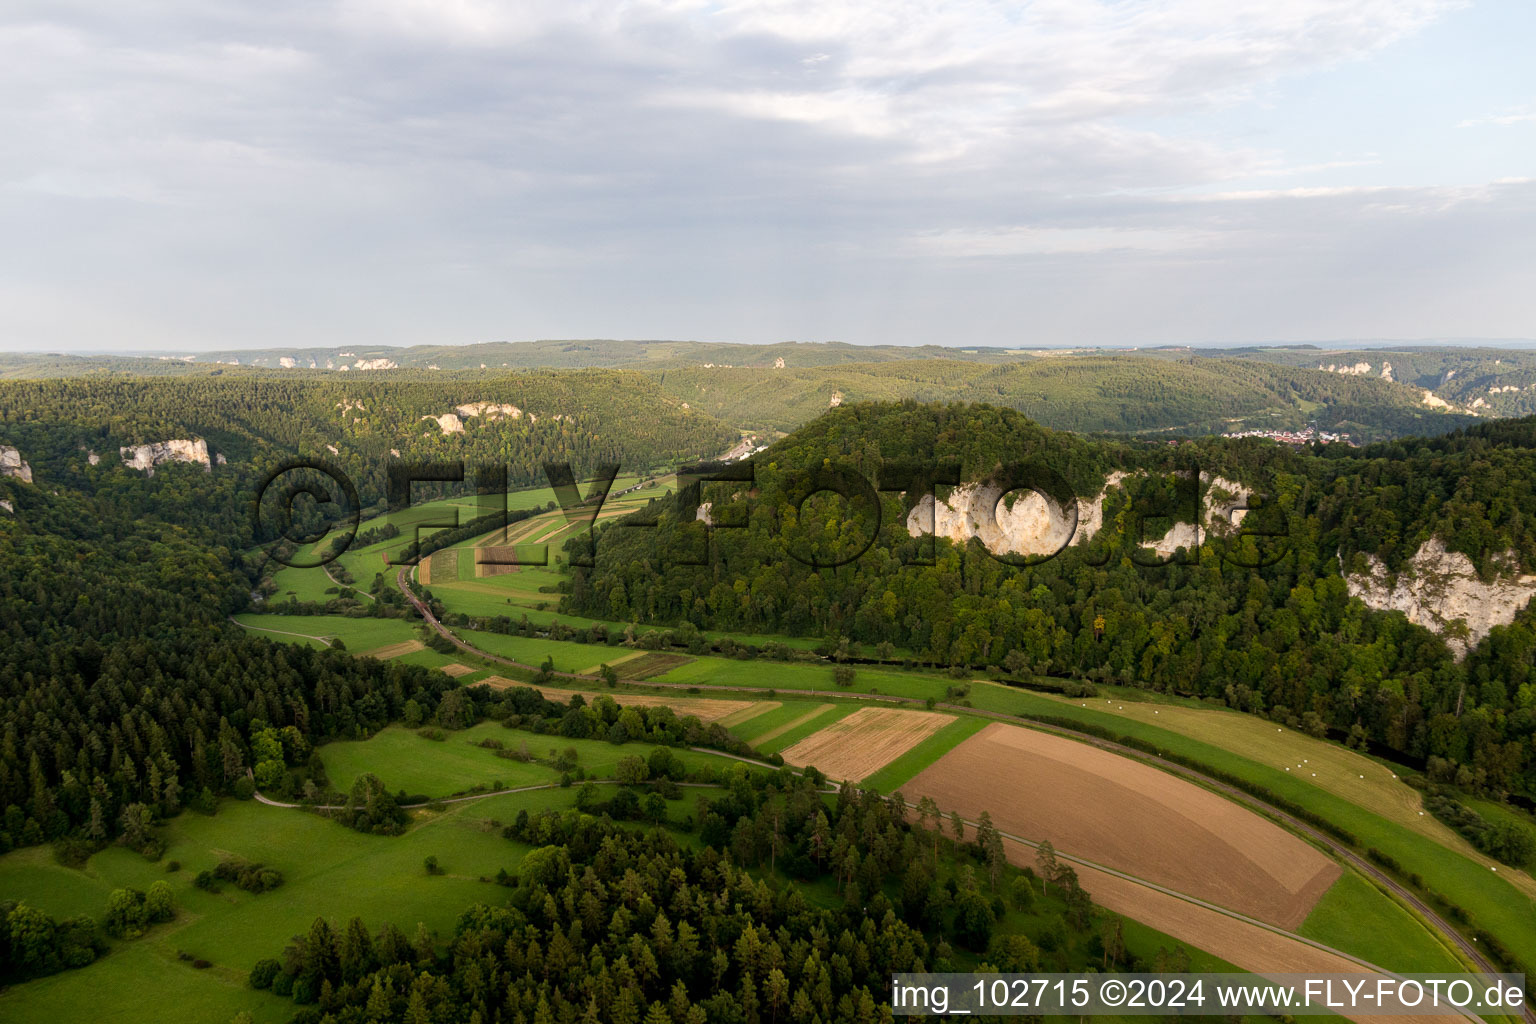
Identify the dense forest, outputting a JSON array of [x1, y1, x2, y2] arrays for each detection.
[[566, 403, 1536, 799], [0, 372, 737, 504]]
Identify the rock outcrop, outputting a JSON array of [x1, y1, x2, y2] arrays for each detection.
[[1345, 538, 1536, 658], [120, 439, 212, 475], [0, 445, 33, 484], [454, 402, 522, 420], [907, 470, 1252, 560], [422, 413, 465, 435]]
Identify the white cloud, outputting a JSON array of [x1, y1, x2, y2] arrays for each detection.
[[0, 0, 1527, 351]]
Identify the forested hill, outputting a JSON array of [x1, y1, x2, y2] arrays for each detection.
[[0, 372, 737, 501], [651, 354, 1477, 439], [566, 402, 1536, 799]]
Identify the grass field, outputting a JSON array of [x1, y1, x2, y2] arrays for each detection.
[[0, 729, 715, 1024], [0, 797, 527, 1024], [1298, 871, 1465, 972], [232, 613, 419, 652], [728, 701, 845, 747], [321, 722, 735, 797]]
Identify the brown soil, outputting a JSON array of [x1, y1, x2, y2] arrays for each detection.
[[905, 722, 1340, 928]]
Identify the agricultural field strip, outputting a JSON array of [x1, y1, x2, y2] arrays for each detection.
[[381, 566, 1526, 990], [746, 704, 837, 745], [905, 723, 1341, 929], [779, 708, 954, 782], [1024, 685, 1534, 893]]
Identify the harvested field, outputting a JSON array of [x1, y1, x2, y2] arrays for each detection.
[[357, 640, 425, 660], [906, 723, 1340, 928], [439, 663, 474, 678], [621, 652, 694, 679], [475, 546, 521, 577], [751, 704, 836, 745], [780, 707, 953, 781]]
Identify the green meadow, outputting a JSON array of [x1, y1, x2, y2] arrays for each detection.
[[0, 732, 717, 1024], [318, 721, 730, 797], [1299, 871, 1465, 973]]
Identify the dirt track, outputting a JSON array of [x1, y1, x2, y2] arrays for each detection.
[[906, 722, 1340, 928]]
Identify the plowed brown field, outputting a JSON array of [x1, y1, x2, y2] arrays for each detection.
[[905, 722, 1339, 928]]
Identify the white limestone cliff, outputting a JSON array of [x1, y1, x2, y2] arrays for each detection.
[[1345, 539, 1536, 659], [422, 413, 465, 434], [0, 445, 33, 484], [120, 439, 212, 475]]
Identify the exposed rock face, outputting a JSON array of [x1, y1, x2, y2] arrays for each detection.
[[279, 357, 297, 368], [119, 439, 211, 475], [829, 391, 844, 407], [1345, 539, 1536, 658], [87, 451, 100, 466], [0, 499, 11, 513], [1319, 361, 1372, 376], [336, 399, 367, 418], [0, 445, 33, 484], [422, 413, 464, 435], [1380, 361, 1394, 382], [1422, 390, 1450, 409], [774, 357, 786, 369], [454, 402, 522, 420], [696, 501, 714, 526], [352, 358, 398, 371], [908, 470, 1250, 559]]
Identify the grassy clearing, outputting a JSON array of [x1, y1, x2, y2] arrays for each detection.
[[0, 756, 709, 1024], [321, 722, 731, 797], [859, 717, 989, 792], [319, 725, 559, 796], [1299, 870, 1465, 972], [232, 613, 418, 652], [0, 797, 526, 1024], [457, 628, 611, 671]]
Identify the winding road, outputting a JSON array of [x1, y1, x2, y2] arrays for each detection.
[[393, 564, 1528, 1013]]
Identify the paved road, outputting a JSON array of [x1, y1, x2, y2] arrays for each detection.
[[394, 565, 1528, 1011]]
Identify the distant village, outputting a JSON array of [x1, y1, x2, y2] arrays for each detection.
[[1220, 426, 1358, 446]]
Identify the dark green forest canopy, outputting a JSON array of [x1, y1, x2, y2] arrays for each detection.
[[0, 371, 738, 500], [565, 403, 1536, 799]]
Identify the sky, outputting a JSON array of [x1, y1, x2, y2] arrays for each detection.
[[1, 0, 1532, 352]]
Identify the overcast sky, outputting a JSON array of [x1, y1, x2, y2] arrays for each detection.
[[2, 0, 1532, 352]]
